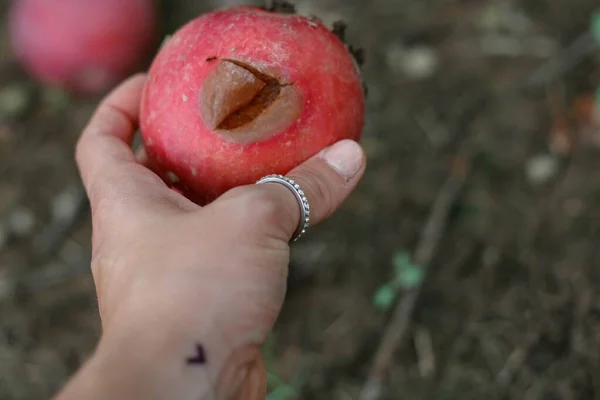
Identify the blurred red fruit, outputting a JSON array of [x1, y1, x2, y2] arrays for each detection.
[[8, 0, 158, 94]]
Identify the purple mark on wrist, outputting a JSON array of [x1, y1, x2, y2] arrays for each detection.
[[186, 343, 207, 365]]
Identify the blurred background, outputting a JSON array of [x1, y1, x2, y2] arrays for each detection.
[[1, 0, 600, 399]]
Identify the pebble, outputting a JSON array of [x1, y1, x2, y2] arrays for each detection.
[[0, 83, 32, 119], [385, 43, 439, 80], [0, 84, 32, 120], [482, 246, 501, 267], [59, 240, 85, 265], [7, 207, 35, 237], [478, 3, 534, 34], [525, 153, 560, 185], [42, 88, 70, 111], [52, 186, 83, 221], [0, 184, 20, 214]]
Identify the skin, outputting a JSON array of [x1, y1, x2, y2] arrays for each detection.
[[54, 74, 367, 399]]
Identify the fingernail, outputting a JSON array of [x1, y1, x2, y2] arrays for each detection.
[[320, 139, 364, 180]]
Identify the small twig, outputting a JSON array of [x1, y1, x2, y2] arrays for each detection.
[[414, 111, 450, 149], [359, 159, 469, 400], [33, 183, 88, 256], [414, 326, 436, 378], [495, 346, 527, 387], [16, 259, 91, 294], [525, 31, 598, 89], [479, 35, 557, 58]]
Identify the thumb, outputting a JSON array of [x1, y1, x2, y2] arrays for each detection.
[[256, 139, 367, 241]]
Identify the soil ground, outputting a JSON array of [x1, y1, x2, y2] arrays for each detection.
[[1, 1, 600, 399]]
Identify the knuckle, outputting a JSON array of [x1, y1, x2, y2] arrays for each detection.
[[75, 135, 92, 169], [88, 241, 115, 284], [238, 187, 281, 223], [218, 186, 288, 236], [89, 250, 107, 279], [87, 173, 136, 219], [88, 181, 119, 220], [297, 167, 337, 219]]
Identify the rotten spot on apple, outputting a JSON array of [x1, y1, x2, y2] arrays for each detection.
[[199, 58, 302, 144]]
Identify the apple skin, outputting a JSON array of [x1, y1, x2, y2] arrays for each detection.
[[8, 0, 157, 94], [140, 6, 365, 205]]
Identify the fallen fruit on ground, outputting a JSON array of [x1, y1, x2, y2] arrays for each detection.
[[139, 6, 366, 205], [8, 0, 157, 94]]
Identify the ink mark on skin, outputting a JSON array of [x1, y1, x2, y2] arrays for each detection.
[[186, 343, 207, 365], [206, 56, 218, 62]]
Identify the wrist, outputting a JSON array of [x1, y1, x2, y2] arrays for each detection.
[[95, 300, 267, 400], [57, 299, 267, 400]]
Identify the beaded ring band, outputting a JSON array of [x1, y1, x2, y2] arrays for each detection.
[[255, 174, 311, 241]]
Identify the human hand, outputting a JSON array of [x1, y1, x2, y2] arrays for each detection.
[[57, 74, 366, 400]]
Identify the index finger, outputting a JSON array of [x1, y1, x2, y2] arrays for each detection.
[[75, 73, 148, 196]]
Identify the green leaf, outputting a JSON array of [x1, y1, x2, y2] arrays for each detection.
[[393, 251, 420, 274], [397, 266, 425, 289], [392, 251, 412, 271], [0, 84, 33, 119], [261, 332, 277, 363], [592, 10, 600, 43], [267, 372, 288, 389], [267, 372, 298, 400], [373, 283, 399, 311], [267, 385, 297, 400], [42, 87, 70, 111]]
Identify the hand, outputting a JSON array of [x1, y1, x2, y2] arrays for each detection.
[[57, 74, 367, 400]]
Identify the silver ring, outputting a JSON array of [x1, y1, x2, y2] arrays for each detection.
[[256, 174, 310, 241]]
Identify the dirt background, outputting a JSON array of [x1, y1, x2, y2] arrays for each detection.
[[1, 0, 600, 399]]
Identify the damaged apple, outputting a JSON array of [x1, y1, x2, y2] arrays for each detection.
[[140, 6, 365, 204]]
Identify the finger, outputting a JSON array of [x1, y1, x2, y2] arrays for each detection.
[[75, 74, 151, 198], [258, 139, 367, 239]]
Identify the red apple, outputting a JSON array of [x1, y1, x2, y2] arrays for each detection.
[[8, 0, 157, 94], [140, 6, 365, 205]]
